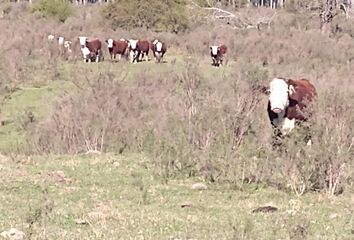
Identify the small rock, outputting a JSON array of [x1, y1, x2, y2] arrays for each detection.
[[191, 183, 207, 190], [75, 219, 90, 225], [252, 206, 278, 213], [180, 203, 193, 208], [1, 228, 26, 240]]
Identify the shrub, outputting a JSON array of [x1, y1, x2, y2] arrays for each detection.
[[32, 0, 73, 22], [101, 0, 189, 33]]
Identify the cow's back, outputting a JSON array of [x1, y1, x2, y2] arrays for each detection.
[[219, 44, 227, 55], [138, 40, 150, 52], [114, 40, 128, 54]]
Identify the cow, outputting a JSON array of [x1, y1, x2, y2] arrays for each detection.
[[266, 78, 317, 147], [78, 36, 103, 63], [127, 39, 150, 63], [210, 44, 227, 67], [105, 38, 128, 61], [151, 39, 167, 63], [47, 34, 55, 42]]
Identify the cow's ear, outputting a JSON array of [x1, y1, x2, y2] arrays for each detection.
[[209, 46, 212, 49], [288, 82, 302, 102], [105, 39, 108, 43]]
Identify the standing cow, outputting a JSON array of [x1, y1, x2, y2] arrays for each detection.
[[265, 78, 317, 147], [79, 36, 103, 63], [127, 39, 150, 63], [151, 39, 167, 63], [105, 38, 128, 61], [210, 44, 227, 67]]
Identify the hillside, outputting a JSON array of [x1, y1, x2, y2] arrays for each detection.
[[0, 1, 354, 239]]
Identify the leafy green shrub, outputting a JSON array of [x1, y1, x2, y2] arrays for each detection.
[[101, 0, 189, 33], [32, 0, 73, 22]]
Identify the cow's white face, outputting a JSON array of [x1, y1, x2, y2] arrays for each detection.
[[79, 36, 87, 47], [58, 37, 64, 45], [156, 42, 162, 52], [153, 39, 159, 45], [107, 38, 114, 48], [269, 78, 290, 113], [64, 41, 72, 52], [48, 34, 55, 42], [128, 39, 138, 50], [210, 46, 219, 55]]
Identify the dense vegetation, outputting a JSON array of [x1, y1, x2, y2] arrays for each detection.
[[101, 0, 189, 33], [32, 0, 73, 22]]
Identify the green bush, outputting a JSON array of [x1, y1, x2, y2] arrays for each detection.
[[32, 0, 73, 22], [101, 0, 189, 33]]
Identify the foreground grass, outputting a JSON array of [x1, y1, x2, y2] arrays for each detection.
[[0, 153, 353, 239]]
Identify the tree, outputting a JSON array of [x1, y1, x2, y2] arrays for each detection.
[[101, 0, 189, 33]]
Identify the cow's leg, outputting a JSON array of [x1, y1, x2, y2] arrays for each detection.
[[145, 51, 149, 62], [95, 52, 99, 63], [118, 54, 121, 61], [129, 50, 135, 63], [136, 51, 140, 63]]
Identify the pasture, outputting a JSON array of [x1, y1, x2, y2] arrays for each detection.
[[0, 1, 354, 239]]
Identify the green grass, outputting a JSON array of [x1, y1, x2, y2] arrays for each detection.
[[0, 153, 353, 239]]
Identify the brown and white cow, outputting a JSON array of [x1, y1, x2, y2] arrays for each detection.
[[127, 39, 150, 63], [105, 38, 128, 61], [79, 36, 103, 63], [266, 78, 317, 146], [210, 44, 227, 67], [151, 39, 167, 63]]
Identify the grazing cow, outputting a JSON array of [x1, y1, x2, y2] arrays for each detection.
[[105, 38, 128, 61], [79, 36, 103, 63], [266, 78, 317, 146], [210, 44, 227, 67], [127, 39, 150, 63], [137, 40, 150, 62], [151, 39, 167, 63]]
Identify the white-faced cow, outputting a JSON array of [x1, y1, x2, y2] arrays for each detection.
[[79, 36, 103, 63], [210, 44, 227, 67], [151, 39, 167, 63], [266, 78, 317, 146], [105, 38, 128, 61], [127, 39, 150, 63]]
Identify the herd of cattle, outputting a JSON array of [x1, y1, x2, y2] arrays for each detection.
[[47, 34, 316, 146], [47, 34, 228, 67]]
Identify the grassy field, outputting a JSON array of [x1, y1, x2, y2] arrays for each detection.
[[0, 153, 353, 239], [1, 2, 354, 239], [0, 56, 352, 240]]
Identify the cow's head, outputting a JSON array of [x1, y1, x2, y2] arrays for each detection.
[[57, 36, 64, 45], [268, 78, 296, 114], [128, 39, 138, 50], [48, 34, 55, 42], [64, 41, 72, 52], [210, 45, 219, 56], [106, 38, 114, 48], [78, 36, 87, 48], [155, 41, 163, 52]]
